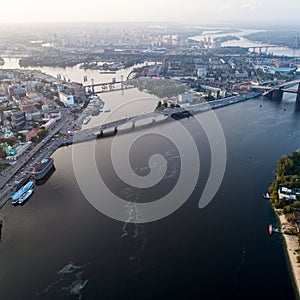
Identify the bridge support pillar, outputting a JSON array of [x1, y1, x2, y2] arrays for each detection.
[[295, 83, 300, 111], [132, 121, 135, 128], [114, 127, 118, 134], [269, 89, 283, 101], [296, 83, 300, 104]]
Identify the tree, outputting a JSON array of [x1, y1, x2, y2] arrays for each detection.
[[38, 128, 47, 139], [283, 205, 292, 214], [18, 134, 26, 142], [0, 148, 6, 159], [6, 137, 17, 146], [292, 201, 300, 209], [156, 101, 162, 110], [204, 92, 215, 101], [31, 136, 39, 143]]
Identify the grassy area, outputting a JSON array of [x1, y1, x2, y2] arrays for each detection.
[[133, 78, 186, 98], [0, 163, 10, 171]]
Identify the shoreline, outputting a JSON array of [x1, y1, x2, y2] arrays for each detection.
[[277, 212, 300, 299]]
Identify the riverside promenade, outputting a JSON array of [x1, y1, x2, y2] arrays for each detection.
[[0, 116, 68, 208]]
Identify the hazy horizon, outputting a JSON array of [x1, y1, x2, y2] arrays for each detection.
[[1, 0, 300, 25]]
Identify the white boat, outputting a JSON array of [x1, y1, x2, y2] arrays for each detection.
[[263, 192, 270, 199], [18, 189, 34, 204], [272, 227, 281, 233]]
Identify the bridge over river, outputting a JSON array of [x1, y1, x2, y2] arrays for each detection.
[[57, 91, 261, 147], [251, 79, 300, 103]]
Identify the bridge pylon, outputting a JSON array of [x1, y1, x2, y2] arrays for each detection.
[[296, 83, 300, 105], [268, 88, 284, 101]]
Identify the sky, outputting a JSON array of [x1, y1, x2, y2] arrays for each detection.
[[2, 0, 300, 24]]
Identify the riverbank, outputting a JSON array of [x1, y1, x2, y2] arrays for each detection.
[[277, 213, 300, 298], [268, 151, 300, 299]]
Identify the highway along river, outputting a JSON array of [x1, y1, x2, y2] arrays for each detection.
[[0, 88, 299, 299]]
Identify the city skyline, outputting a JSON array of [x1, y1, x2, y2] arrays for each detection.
[[1, 0, 300, 25]]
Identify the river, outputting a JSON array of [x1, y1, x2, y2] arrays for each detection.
[[0, 57, 153, 86], [191, 28, 300, 57], [0, 84, 299, 299]]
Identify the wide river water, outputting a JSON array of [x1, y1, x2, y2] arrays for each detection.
[[0, 57, 153, 86], [0, 83, 299, 299], [191, 28, 300, 57]]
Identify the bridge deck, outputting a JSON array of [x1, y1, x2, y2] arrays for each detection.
[[67, 93, 261, 146], [84, 81, 124, 88]]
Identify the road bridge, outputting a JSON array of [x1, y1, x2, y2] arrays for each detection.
[[251, 80, 300, 102], [57, 91, 261, 147], [83, 78, 130, 94], [247, 46, 276, 53]]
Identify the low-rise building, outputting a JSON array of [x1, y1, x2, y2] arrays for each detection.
[[278, 186, 300, 201], [19, 100, 37, 113], [196, 67, 207, 79], [58, 91, 74, 107], [178, 92, 194, 103]]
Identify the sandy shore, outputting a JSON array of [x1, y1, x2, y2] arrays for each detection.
[[278, 213, 300, 297]]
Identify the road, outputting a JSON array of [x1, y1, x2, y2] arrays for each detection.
[[0, 112, 72, 208]]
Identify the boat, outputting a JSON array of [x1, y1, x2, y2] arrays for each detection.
[[104, 109, 111, 113], [263, 192, 270, 199], [18, 189, 33, 204], [269, 224, 273, 235], [32, 158, 54, 180], [272, 227, 281, 234], [83, 115, 92, 125], [11, 181, 34, 203], [11, 197, 20, 205]]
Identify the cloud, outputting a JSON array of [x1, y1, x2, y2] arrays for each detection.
[[242, 1, 261, 11], [219, 3, 232, 12], [0, 0, 300, 24]]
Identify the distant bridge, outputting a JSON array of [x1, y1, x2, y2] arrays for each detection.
[[83, 78, 130, 94], [251, 80, 300, 103], [247, 46, 277, 53]]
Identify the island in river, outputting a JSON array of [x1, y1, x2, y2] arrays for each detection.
[[268, 151, 300, 298]]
